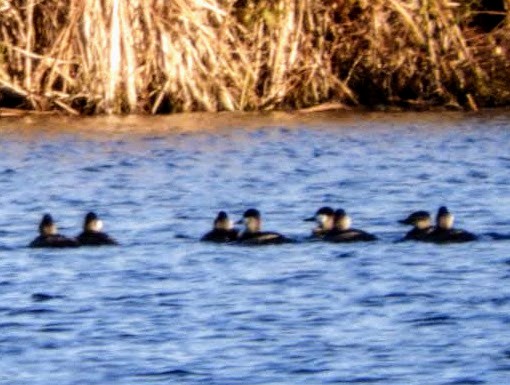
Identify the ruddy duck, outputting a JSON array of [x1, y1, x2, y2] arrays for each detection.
[[77, 212, 118, 246], [29, 214, 79, 248], [398, 210, 434, 241], [304, 206, 335, 238], [201, 211, 239, 243], [324, 209, 377, 242], [427, 206, 477, 243], [237, 208, 291, 245]]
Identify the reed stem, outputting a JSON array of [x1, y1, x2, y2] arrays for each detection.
[[0, 0, 508, 114]]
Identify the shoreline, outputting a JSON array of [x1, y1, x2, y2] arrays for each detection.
[[2, 107, 509, 137], [2, 102, 509, 120]]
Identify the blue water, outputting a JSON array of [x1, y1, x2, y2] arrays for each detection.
[[1, 111, 510, 385]]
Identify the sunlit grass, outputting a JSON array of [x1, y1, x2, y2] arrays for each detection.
[[0, 0, 508, 115]]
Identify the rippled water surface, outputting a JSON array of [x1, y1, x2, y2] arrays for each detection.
[[1, 111, 510, 385]]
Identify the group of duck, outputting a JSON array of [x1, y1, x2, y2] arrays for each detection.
[[29, 212, 117, 248], [28, 205, 476, 249], [201, 206, 477, 245]]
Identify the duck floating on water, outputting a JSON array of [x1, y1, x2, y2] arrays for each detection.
[[304, 206, 335, 239], [426, 206, 477, 244], [201, 211, 239, 243], [324, 209, 377, 242], [20, 205, 487, 249], [398, 210, 434, 242], [77, 212, 118, 246], [29, 214, 79, 248], [237, 208, 291, 245]]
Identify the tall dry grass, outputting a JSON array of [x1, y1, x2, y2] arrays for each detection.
[[0, 0, 508, 114]]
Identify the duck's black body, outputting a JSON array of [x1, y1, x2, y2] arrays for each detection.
[[201, 228, 239, 243], [324, 228, 377, 243], [237, 231, 291, 245], [237, 208, 291, 245], [201, 211, 239, 243], [425, 206, 477, 244], [77, 212, 118, 246], [320, 209, 377, 243], [403, 227, 434, 241], [309, 229, 330, 240], [426, 228, 477, 244], [77, 231, 118, 246], [29, 234, 79, 248], [29, 213, 79, 248], [398, 210, 434, 242]]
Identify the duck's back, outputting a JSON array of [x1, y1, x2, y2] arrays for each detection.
[[77, 231, 118, 246], [324, 229, 377, 243], [201, 229, 239, 243], [238, 231, 290, 245], [29, 234, 79, 248], [404, 227, 434, 241], [310, 228, 329, 240], [427, 228, 477, 243]]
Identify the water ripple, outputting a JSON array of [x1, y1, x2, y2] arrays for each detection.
[[1, 112, 510, 385]]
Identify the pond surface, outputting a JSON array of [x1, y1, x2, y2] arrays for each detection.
[[1, 110, 510, 385]]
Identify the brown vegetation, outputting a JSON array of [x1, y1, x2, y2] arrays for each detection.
[[0, 0, 508, 115]]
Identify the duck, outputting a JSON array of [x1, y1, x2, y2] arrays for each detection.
[[29, 214, 80, 248], [304, 206, 335, 239], [427, 206, 477, 243], [77, 212, 118, 246], [201, 211, 239, 243], [237, 208, 291, 245], [324, 209, 377, 242], [398, 210, 434, 241]]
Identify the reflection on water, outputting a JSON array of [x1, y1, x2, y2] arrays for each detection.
[[1, 110, 510, 385]]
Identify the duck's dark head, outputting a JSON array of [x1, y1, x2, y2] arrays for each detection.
[[239, 208, 261, 233], [305, 206, 335, 230], [334, 209, 352, 231], [84, 211, 103, 232], [39, 213, 57, 236], [214, 211, 233, 230], [399, 211, 432, 229], [436, 206, 454, 230]]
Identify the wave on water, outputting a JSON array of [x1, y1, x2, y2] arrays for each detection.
[[1, 114, 510, 385]]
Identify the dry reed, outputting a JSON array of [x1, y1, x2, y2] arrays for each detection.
[[0, 0, 508, 114]]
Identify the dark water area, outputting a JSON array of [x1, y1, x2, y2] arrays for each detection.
[[1, 111, 510, 385]]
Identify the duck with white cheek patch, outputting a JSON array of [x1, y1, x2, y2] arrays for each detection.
[[324, 209, 377, 243], [201, 211, 239, 243], [29, 214, 79, 248], [426, 206, 477, 244], [398, 210, 434, 242], [304, 206, 335, 239], [77, 212, 118, 246], [237, 209, 292, 245]]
